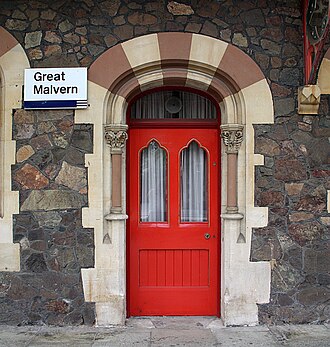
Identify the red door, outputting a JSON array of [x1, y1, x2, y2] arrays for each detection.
[[128, 128, 220, 316]]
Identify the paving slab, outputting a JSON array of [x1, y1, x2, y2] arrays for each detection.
[[0, 320, 329, 347], [0, 326, 42, 347], [93, 330, 151, 346], [149, 316, 217, 329], [269, 324, 330, 347], [151, 328, 217, 346], [211, 327, 280, 347]]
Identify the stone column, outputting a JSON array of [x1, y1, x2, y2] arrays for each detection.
[[220, 124, 244, 214], [104, 124, 128, 214]]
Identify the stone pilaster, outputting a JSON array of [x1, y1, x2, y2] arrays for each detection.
[[104, 124, 128, 214], [220, 124, 244, 214]]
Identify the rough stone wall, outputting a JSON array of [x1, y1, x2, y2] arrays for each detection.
[[253, 93, 330, 324], [0, 0, 329, 325], [1, 108, 95, 325]]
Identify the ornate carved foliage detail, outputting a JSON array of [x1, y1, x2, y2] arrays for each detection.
[[220, 124, 244, 154], [104, 124, 128, 153]]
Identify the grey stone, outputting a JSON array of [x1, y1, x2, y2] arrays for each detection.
[[30, 134, 53, 150], [261, 39, 281, 54], [279, 68, 302, 86], [63, 147, 85, 166], [87, 44, 106, 56], [167, 1, 194, 16], [283, 43, 300, 57], [201, 20, 218, 37], [15, 124, 36, 140], [220, 28, 231, 41], [26, 9, 39, 21], [25, 31, 42, 49], [297, 287, 330, 306], [7, 276, 37, 300], [255, 137, 280, 156], [63, 33, 80, 44], [12, 10, 27, 20], [37, 121, 57, 134], [99, 0, 121, 16], [306, 138, 330, 167], [289, 221, 324, 246], [25, 253, 48, 272], [41, 9, 56, 20], [275, 158, 308, 182], [29, 149, 53, 170], [240, 9, 265, 26], [52, 132, 69, 148], [0, 299, 29, 325], [272, 262, 304, 291], [36, 110, 72, 122], [274, 97, 295, 115], [21, 190, 86, 211], [5, 19, 28, 30], [59, 19, 74, 33], [304, 248, 330, 274], [71, 129, 93, 152], [33, 211, 62, 228], [55, 161, 87, 192], [14, 109, 34, 124], [233, 33, 248, 47]]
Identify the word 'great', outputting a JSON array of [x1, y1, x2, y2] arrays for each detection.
[[34, 71, 66, 81], [33, 71, 78, 95]]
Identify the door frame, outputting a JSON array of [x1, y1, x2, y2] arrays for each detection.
[[79, 32, 274, 327], [126, 89, 221, 316]]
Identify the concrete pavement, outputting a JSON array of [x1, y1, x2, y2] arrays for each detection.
[[0, 317, 329, 346]]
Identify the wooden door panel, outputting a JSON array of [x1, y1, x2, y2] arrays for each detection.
[[128, 128, 220, 316], [138, 249, 209, 287]]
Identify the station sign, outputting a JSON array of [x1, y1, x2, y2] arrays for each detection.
[[24, 67, 87, 109]]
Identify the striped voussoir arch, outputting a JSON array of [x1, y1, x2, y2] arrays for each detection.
[[0, 26, 19, 58], [318, 47, 330, 95], [89, 32, 266, 105]]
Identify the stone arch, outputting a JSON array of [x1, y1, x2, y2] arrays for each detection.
[[78, 33, 274, 326], [0, 27, 30, 271], [318, 48, 330, 94]]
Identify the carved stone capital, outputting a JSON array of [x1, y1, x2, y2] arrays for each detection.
[[104, 124, 128, 153], [298, 85, 321, 115], [220, 124, 244, 154]]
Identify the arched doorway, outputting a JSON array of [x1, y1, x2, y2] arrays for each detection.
[[80, 32, 274, 326], [127, 88, 220, 316]]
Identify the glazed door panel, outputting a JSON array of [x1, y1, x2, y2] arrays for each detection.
[[128, 128, 220, 316]]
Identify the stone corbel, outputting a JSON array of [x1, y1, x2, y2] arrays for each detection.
[[104, 124, 128, 215], [298, 84, 321, 114]]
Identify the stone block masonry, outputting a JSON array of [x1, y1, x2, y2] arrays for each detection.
[[253, 95, 330, 324], [5, 108, 95, 325], [0, 0, 329, 325]]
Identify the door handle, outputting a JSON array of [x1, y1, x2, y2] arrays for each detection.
[[204, 233, 211, 240]]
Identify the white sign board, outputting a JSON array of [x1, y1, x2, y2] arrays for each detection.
[[24, 67, 87, 109]]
